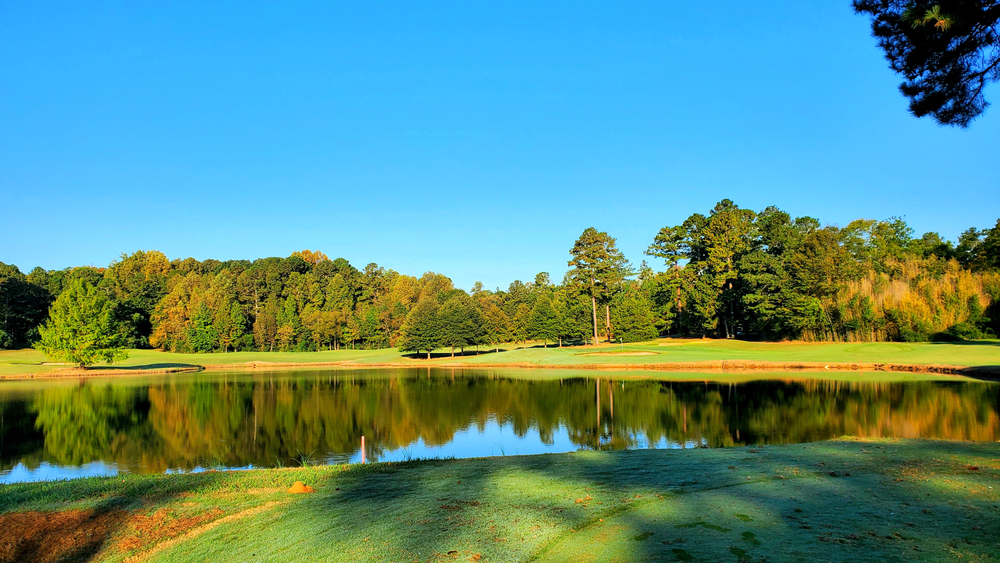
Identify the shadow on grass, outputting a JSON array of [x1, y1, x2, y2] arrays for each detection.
[[928, 339, 1000, 347], [85, 363, 205, 372], [285, 441, 1000, 562], [400, 350, 502, 360], [0, 471, 223, 563]]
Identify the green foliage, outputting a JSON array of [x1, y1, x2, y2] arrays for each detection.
[[398, 298, 441, 358], [480, 296, 512, 350], [4, 207, 1000, 354], [648, 201, 999, 342], [528, 295, 560, 346], [609, 288, 658, 343], [437, 293, 483, 355], [512, 303, 532, 345], [0, 263, 51, 349], [568, 227, 632, 343], [34, 279, 129, 367], [103, 250, 171, 347], [853, 0, 1000, 126]]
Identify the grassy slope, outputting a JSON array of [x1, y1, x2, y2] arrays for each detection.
[[2, 439, 997, 562], [2, 339, 998, 378]]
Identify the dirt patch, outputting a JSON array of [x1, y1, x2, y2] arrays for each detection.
[[117, 507, 225, 552], [580, 352, 659, 357], [124, 501, 285, 563], [0, 508, 127, 563]]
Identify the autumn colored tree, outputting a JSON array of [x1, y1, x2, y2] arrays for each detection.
[[303, 309, 346, 350], [103, 250, 170, 347], [291, 249, 330, 265]]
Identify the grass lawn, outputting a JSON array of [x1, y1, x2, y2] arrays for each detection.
[[2, 339, 998, 378], [1, 439, 997, 562]]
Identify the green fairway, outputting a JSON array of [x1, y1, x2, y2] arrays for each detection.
[[1, 439, 997, 562], [2, 339, 998, 378]]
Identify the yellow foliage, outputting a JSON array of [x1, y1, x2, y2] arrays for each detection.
[[813, 258, 999, 342], [291, 250, 330, 265]]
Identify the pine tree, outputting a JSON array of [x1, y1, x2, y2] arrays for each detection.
[[529, 295, 560, 347], [610, 287, 659, 343], [567, 228, 631, 345]]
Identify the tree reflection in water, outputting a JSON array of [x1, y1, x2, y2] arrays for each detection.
[[1, 370, 997, 477]]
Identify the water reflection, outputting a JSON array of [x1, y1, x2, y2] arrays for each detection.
[[1, 369, 997, 482]]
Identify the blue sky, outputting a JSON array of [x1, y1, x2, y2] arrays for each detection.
[[2, 1, 997, 290]]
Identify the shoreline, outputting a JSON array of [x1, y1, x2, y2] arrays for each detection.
[[3, 358, 998, 380]]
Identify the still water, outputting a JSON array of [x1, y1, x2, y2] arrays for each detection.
[[1, 369, 997, 483]]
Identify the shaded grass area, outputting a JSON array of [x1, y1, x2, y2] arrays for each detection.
[[2, 338, 999, 378], [1, 439, 998, 562]]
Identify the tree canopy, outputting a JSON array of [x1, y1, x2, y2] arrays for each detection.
[[567, 228, 631, 344], [398, 298, 441, 359], [1, 209, 998, 358], [35, 279, 129, 367], [854, 0, 1000, 126]]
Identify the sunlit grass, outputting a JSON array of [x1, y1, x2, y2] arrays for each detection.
[[2, 439, 997, 562], [1, 338, 998, 378]]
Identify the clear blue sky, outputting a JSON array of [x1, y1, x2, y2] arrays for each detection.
[[2, 1, 997, 291]]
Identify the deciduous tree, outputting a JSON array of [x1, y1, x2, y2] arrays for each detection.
[[35, 279, 129, 367], [398, 298, 441, 359]]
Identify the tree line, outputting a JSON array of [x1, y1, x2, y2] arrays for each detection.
[[1, 200, 998, 363]]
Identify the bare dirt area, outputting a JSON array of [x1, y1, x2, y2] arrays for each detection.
[[0, 505, 237, 563], [0, 508, 127, 563]]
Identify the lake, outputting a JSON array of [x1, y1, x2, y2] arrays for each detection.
[[1, 368, 997, 483]]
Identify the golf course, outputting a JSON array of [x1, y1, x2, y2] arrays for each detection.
[[4, 0, 1000, 559], [2, 339, 999, 379], [1, 339, 999, 562], [2, 439, 998, 562]]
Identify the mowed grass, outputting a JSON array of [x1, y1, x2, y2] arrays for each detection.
[[2, 439, 998, 562], [2, 338, 998, 378]]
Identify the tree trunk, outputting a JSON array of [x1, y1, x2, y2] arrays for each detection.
[[451, 346, 454, 358], [591, 294, 599, 346], [605, 303, 611, 343], [426, 351, 430, 360]]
